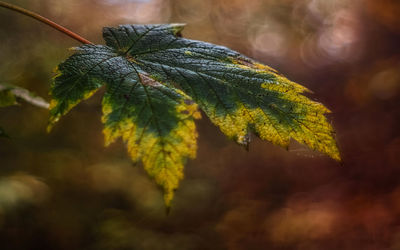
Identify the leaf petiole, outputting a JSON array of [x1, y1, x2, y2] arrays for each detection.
[[0, 1, 92, 44]]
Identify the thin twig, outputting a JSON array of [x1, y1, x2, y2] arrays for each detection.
[[0, 1, 93, 44]]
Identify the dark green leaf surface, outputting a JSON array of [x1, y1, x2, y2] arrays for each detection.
[[49, 24, 340, 206]]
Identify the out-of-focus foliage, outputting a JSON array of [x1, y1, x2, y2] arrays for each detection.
[[1, 0, 400, 249], [0, 173, 49, 212], [0, 82, 48, 137], [0, 126, 8, 138], [0, 83, 49, 109], [49, 24, 339, 206], [0, 87, 17, 108]]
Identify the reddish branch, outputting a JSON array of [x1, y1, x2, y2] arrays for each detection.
[[0, 1, 93, 44]]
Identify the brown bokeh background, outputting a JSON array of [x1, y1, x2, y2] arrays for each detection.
[[1, 0, 400, 249]]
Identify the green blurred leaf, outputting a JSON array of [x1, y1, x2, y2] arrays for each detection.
[[0, 88, 17, 107], [0, 83, 49, 109], [0, 83, 48, 139], [49, 24, 340, 206], [0, 126, 9, 138]]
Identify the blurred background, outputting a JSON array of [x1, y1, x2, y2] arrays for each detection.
[[0, 0, 400, 249]]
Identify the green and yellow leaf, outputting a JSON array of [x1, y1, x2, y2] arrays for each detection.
[[49, 24, 340, 206], [102, 73, 200, 207]]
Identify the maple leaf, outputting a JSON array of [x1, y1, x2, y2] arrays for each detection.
[[48, 24, 340, 207]]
